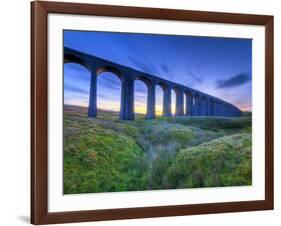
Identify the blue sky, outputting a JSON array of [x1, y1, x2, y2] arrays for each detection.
[[64, 30, 252, 113]]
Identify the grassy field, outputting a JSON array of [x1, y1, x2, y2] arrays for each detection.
[[63, 105, 252, 194]]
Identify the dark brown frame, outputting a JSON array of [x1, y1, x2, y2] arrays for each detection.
[[31, 1, 274, 224]]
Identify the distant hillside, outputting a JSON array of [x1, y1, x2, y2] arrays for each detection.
[[64, 104, 146, 118], [242, 111, 252, 117]]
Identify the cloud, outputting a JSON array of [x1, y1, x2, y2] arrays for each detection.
[[187, 71, 203, 84], [161, 64, 170, 73], [64, 84, 88, 94], [128, 56, 158, 75], [216, 73, 251, 88], [64, 64, 91, 82], [98, 77, 121, 91], [65, 63, 88, 73]]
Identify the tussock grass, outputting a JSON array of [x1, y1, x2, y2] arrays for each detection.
[[63, 105, 252, 193], [166, 133, 251, 188]]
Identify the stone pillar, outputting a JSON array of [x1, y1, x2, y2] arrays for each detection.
[[163, 87, 172, 117], [215, 102, 219, 116], [207, 99, 211, 116], [88, 70, 97, 118], [194, 96, 201, 116], [175, 90, 184, 116], [201, 98, 207, 116], [204, 99, 207, 116], [236, 109, 240, 117], [185, 94, 193, 116], [147, 83, 156, 119], [210, 100, 216, 116], [120, 77, 134, 120]]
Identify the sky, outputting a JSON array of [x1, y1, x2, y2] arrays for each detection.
[[64, 30, 252, 114]]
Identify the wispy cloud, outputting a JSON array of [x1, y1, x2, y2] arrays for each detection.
[[216, 73, 251, 88], [187, 71, 203, 84], [98, 76, 121, 91], [128, 56, 158, 75], [65, 84, 88, 94], [161, 64, 170, 73]]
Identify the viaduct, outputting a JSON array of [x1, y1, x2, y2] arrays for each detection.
[[64, 47, 242, 120]]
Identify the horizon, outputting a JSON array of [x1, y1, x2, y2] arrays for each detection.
[[64, 30, 252, 114], [64, 104, 252, 115]]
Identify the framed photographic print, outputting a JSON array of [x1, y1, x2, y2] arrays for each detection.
[[31, 1, 274, 225]]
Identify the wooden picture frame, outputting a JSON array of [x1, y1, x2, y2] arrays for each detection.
[[31, 1, 274, 224]]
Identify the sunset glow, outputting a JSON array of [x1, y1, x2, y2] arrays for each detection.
[[64, 30, 252, 114]]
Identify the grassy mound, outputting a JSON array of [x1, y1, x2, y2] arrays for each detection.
[[64, 116, 148, 194], [63, 105, 252, 193], [166, 133, 252, 188], [168, 116, 252, 131]]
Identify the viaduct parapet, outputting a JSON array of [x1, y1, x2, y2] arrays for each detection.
[[64, 47, 242, 120]]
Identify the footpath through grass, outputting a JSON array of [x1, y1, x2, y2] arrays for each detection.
[[63, 105, 252, 194]]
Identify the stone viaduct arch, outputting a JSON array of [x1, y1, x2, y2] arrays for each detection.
[[64, 47, 242, 120], [185, 91, 193, 116]]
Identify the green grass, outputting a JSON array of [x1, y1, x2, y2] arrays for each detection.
[[64, 115, 148, 194], [63, 105, 252, 194], [166, 133, 252, 188]]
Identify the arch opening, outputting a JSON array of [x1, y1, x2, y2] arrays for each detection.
[[64, 63, 91, 114], [183, 94, 186, 115], [97, 71, 122, 119], [171, 89, 177, 116], [96, 66, 123, 81], [157, 82, 171, 117], [64, 53, 89, 70], [157, 82, 169, 93], [155, 85, 164, 116], [134, 79, 148, 118], [185, 91, 193, 116]]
